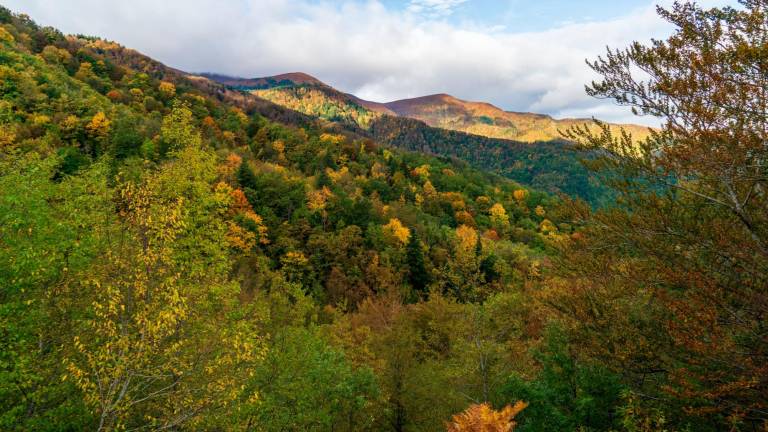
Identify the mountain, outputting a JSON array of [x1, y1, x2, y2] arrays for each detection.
[[199, 72, 325, 89], [380, 93, 652, 143], [243, 79, 383, 128], [1, 4, 762, 432], [202, 73, 626, 204], [216, 72, 651, 143]]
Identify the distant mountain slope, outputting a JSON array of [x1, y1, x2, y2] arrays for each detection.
[[204, 73, 618, 204], [381, 93, 652, 143], [199, 72, 324, 89], [367, 115, 613, 205], [216, 73, 651, 143], [250, 84, 382, 128]]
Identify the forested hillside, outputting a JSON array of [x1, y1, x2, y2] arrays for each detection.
[[237, 74, 652, 144], [378, 93, 652, 144], [1, 1, 766, 432], [0, 7, 558, 431], [209, 73, 615, 205]]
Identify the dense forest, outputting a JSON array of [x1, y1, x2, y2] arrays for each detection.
[[219, 74, 619, 205], [0, 1, 766, 431]]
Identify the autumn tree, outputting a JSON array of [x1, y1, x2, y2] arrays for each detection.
[[489, 203, 510, 233], [556, 0, 768, 428], [443, 224, 485, 301], [447, 402, 527, 432], [383, 218, 411, 246], [157, 81, 176, 99], [85, 111, 111, 155], [65, 115, 264, 431]]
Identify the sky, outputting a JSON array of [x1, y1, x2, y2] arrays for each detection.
[[5, 0, 735, 125]]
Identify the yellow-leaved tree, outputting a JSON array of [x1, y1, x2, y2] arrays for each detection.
[[65, 106, 265, 431], [512, 189, 528, 203], [158, 81, 176, 99], [488, 203, 510, 231], [383, 218, 411, 246]]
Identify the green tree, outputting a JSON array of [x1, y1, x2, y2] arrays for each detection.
[[159, 103, 201, 155], [501, 326, 624, 432], [406, 231, 430, 299], [243, 327, 379, 432], [0, 153, 111, 431], [237, 158, 258, 190]]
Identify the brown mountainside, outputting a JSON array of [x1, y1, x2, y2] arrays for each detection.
[[211, 73, 652, 143], [380, 93, 652, 143]]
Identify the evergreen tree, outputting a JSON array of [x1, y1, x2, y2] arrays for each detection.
[[316, 167, 332, 189], [237, 159, 258, 191], [406, 231, 430, 299]]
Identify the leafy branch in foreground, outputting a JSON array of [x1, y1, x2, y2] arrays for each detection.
[[558, 0, 768, 428]]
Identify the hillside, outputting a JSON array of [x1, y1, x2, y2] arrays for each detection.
[[381, 93, 652, 143], [0, 8, 563, 431], [200, 72, 325, 90], [2, 2, 764, 431], [207, 74, 616, 204], [223, 73, 651, 143]]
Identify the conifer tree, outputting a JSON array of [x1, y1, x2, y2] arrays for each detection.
[[406, 231, 430, 299]]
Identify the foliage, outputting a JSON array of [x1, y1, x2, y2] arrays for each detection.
[[0, 9, 555, 430], [243, 327, 379, 431], [447, 402, 527, 432], [500, 326, 625, 432], [2, 3, 763, 431], [552, 0, 768, 429]]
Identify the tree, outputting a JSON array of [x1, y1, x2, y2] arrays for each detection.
[[406, 231, 430, 299], [489, 203, 510, 232], [242, 327, 379, 432], [110, 114, 143, 159], [237, 159, 258, 191], [85, 111, 111, 156], [557, 1, 768, 427], [65, 140, 264, 431], [500, 326, 624, 432], [383, 218, 410, 246], [159, 103, 201, 154], [447, 402, 527, 432], [157, 81, 175, 99], [74, 62, 100, 87], [0, 154, 111, 431]]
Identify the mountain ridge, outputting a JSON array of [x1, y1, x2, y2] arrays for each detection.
[[194, 72, 623, 203], [199, 72, 326, 90], [212, 72, 652, 143]]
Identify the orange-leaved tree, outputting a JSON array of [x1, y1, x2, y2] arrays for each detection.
[[554, 0, 768, 428], [446, 402, 527, 432]]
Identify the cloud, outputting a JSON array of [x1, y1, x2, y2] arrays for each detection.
[[407, 0, 469, 18], [2, 0, 734, 125]]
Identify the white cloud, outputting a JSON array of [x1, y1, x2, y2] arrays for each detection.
[[407, 0, 469, 18], [2, 0, 734, 125]]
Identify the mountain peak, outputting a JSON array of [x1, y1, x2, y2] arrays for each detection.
[[199, 72, 326, 90], [395, 93, 457, 103], [261, 72, 324, 86], [203, 72, 652, 143]]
